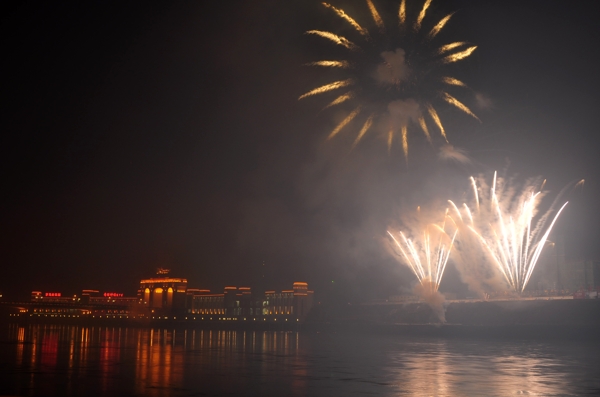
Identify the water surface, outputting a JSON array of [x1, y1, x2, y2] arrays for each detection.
[[1, 323, 598, 396]]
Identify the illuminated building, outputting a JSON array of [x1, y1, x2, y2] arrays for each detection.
[[262, 283, 314, 318], [138, 276, 188, 313], [31, 291, 75, 303], [187, 289, 225, 315], [7, 273, 314, 324], [23, 288, 145, 319], [238, 287, 264, 316], [186, 283, 314, 321], [292, 282, 314, 319], [80, 289, 138, 304], [91, 292, 138, 305], [81, 289, 98, 304]]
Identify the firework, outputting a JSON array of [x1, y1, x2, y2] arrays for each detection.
[[388, 210, 457, 293], [301, 0, 479, 157], [449, 172, 568, 293]]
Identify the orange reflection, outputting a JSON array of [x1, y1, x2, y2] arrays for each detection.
[[388, 339, 575, 396], [40, 330, 58, 368], [134, 328, 184, 395], [6, 324, 307, 396], [99, 327, 122, 393], [16, 326, 25, 366]]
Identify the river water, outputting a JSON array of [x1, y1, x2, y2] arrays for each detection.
[[0, 323, 598, 396]]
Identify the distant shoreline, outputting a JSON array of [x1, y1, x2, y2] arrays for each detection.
[[3, 298, 599, 339]]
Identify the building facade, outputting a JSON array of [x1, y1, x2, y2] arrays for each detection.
[[560, 260, 600, 291], [138, 277, 188, 313], [185, 283, 314, 322], [15, 272, 314, 323]]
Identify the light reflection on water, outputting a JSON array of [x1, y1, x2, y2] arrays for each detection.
[[385, 339, 582, 396], [1, 323, 598, 396]]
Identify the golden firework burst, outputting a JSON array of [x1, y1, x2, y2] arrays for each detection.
[[301, 0, 480, 158]]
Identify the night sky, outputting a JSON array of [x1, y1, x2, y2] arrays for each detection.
[[2, 0, 600, 301]]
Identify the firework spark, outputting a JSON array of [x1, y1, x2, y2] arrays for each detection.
[[437, 41, 467, 54], [325, 92, 354, 109], [301, 0, 479, 156], [441, 76, 466, 87], [388, 210, 457, 293], [398, 0, 407, 25], [428, 13, 453, 39], [322, 3, 368, 36], [441, 92, 480, 121], [305, 60, 350, 68], [441, 45, 478, 63], [305, 30, 358, 50], [449, 172, 568, 293], [415, 0, 432, 31], [329, 106, 361, 139], [366, 0, 385, 29], [298, 79, 354, 100]]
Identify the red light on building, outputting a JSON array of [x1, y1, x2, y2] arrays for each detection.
[[103, 292, 124, 297], [44, 292, 61, 297]]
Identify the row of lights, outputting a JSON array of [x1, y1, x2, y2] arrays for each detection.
[[9, 314, 82, 318], [10, 313, 300, 322]]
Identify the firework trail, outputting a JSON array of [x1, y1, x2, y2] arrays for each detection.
[[387, 209, 457, 293], [449, 172, 568, 293], [301, 0, 479, 158]]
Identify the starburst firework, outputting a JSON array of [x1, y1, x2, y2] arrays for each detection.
[[301, 0, 479, 158]]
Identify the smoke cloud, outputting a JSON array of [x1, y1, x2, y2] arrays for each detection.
[[373, 48, 411, 85], [413, 279, 446, 323], [438, 144, 471, 164], [450, 229, 507, 297], [474, 92, 493, 110], [386, 98, 421, 129]]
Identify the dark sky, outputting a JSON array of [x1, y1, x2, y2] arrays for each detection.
[[2, 0, 599, 301]]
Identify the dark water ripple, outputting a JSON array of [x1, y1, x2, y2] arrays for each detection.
[[0, 323, 598, 396]]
